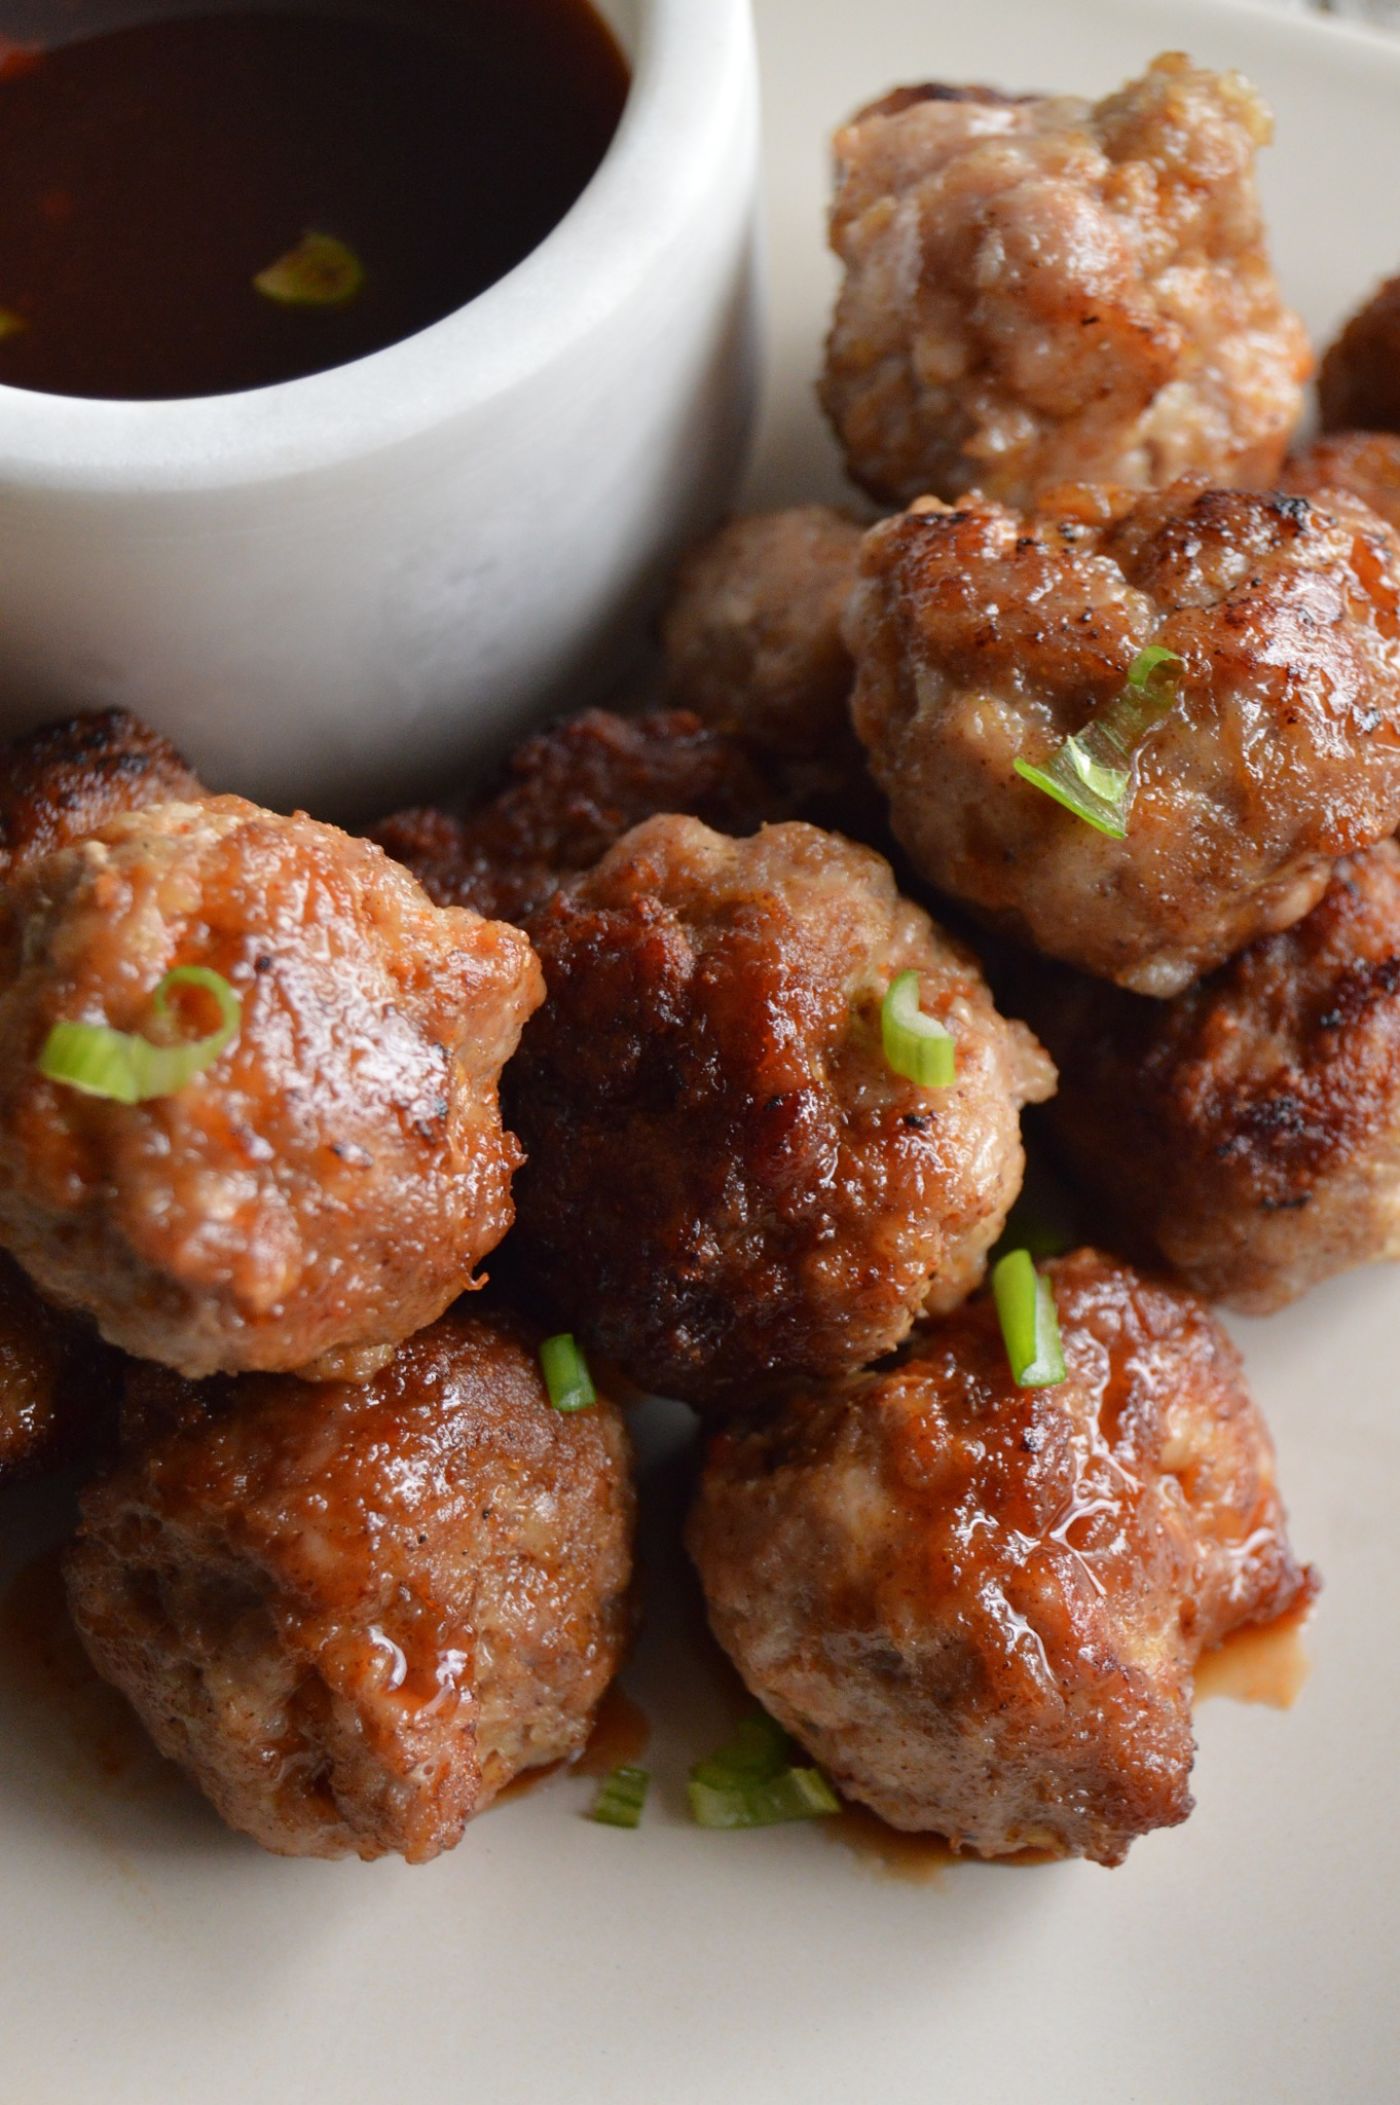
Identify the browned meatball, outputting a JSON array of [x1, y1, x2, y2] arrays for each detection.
[[0, 1253, 117, 1485], [821, 55, 1310, 510], [509, 816, 1054, 1407], [372, 707, 781, 925], [689, 1250, 1314, 1866], [847, 478, 1400, 995], [1318, 275, 1400, 436], [65, 1308, 634, 1862], [0, 708, 202, 889], [661, 508, 867, 763], [0, 796, 542, 1378], [1021, 843, 1400, 1312], [1283, 430, 1400, 535]]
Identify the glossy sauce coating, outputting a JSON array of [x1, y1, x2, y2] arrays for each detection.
[[0, 796, 542, 1376], [847, 478, 1400, 994], [821, 54, 1310, 509], [689, 1250, 1314, 1866], [0, 1251, 116, 1485], [65, 1308, 635, 1861], [0, 1, 628, 400], [510, 815, 1054, 1407], [1284, 431, 1400, 537]]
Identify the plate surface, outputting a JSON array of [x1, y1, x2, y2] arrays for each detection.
[[2, 2, 1398, 2099]]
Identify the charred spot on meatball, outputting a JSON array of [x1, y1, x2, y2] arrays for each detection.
[[508, 815, 1054, 1408], [1018, 843, 1400, 1312], [1318, 275, 1400, 437], [846, 476, 1400, 995], [822, 53, 1310, 509], [0, 1253, 119, 1487], [65, 1308, 634, 1862], [0, 795, 543, 1378], [688, 1249, 1315, 1867], [373, 708, 783, 925], [0, 709, 202, 889], [1283, 431, 1400, 536]]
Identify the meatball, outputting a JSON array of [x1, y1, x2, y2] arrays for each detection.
[[847, 478, 1400, 995], [0, 796, 542, 1377], [1283, 430, 1400, 536], [65, 1308, 634, 1862], [1318, 275, 1400, 436], [1021, 843, 1400, 1312], [0, 708, 202, 889], [821, 54, 1311, 510], [688, 1249, 1314, 1866], [372, 708, 781, 925], [509, 816, 1055, 1407], [661, 508, 867, 764], [0, 1253, 116, 1485]]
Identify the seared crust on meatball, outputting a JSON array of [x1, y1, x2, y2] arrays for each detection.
[[661, 509, 867, 764], [1022, 844, 1400, 1311], [0, 709, 201, 889], [372, 708, 780, 925], [0, 797, 543, 1377], [821, 53, 1310, 509], [65, 1309, 634, 1862], [1283, 431, 1400, 535], [0, 1253, 116, 1485], [847, 478, 1400, 994], [509, 817, 1054, 1407], [688, 1250, 1314, 1866], [1318, 275, 1400, 436]]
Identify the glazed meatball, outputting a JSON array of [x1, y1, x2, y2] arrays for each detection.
[[372, 708, 780, 925], [689, 1250, 1314, 1866], [1283, 431, 1400, 535], [0, 1253, 116, 1485], [65, 1309, 634, 1862], [821, 54, 1310, 510], [509, 816, 1054, 1407], [1022, 843, 1400, 1312], [1318, 275, 1400, 436], [0, 796, 542, 1377], [0, 708, 202, 889], [847, 478, 1400, 995], [661, 508, 867, 763]]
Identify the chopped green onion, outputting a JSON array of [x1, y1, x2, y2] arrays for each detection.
[[254, 232, 366, 309], [588, 1764, 649, 1829], [1013, 644, 1183, 839], [38, 966, 242, 1106], [687, 1711, 840, 1829], [882, 970, 956, 1089], [0, 309, 28, 341], [540, 1333, 596, 1414], [992, 1249, 1067, 1389]]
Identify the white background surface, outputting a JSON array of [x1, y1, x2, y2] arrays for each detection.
[[2, 2, 1398, 2100]]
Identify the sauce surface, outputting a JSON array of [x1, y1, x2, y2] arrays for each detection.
[[0, 0, 629, 400]]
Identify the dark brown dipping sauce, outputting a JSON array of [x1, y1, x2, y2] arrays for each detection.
[[0, 0, 629, 400]]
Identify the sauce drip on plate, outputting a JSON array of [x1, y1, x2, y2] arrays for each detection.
[[0, 0, 629, 400]]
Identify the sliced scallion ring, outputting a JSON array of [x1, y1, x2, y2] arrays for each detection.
[[540, 1333, 597, 1414], [588, 1764, 650, 1829], [254, 232, 366, 309], [687, 1712, 840, 1830], [992, 1249, 1067, 1389], [1013, 644, 1183, 839], [38, 966, 242, 1106], [882, 970, 956, 1089]]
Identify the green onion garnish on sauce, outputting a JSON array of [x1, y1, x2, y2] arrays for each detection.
[[540, 1333, 596, 1414], [992, 1249, 1067, 1389], [1013, 644, 1183, 839], [38, 966, 242, 1105], [588, 1764, 650, 1830], [687, 1712, 840, 1830], [881, 970, 956, 1089], [254, 232, 366, 310]]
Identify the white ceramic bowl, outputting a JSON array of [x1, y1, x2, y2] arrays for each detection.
[[0, 0, 760, 816]]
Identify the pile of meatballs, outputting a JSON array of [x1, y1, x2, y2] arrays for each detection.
[[13, 48, 1400, 1873]]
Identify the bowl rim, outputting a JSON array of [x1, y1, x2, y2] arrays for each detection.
[[0, 0, 755, 494]]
